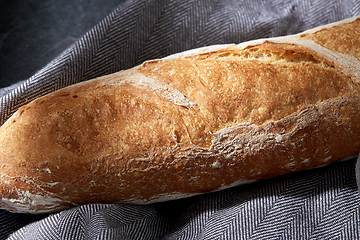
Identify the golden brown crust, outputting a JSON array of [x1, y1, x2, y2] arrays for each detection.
[[300, 18, 360, 60], [0, 16, 360, 213]]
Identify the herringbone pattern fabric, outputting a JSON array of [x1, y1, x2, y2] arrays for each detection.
[[2, 0, 360, 239]]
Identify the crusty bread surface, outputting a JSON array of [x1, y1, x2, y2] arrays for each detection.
[[0, 16, 360, 213]]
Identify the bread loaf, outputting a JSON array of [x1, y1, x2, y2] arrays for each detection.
[[1, 16, 360, 213]]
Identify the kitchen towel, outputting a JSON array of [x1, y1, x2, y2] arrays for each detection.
[[2, 0, 360, 239]]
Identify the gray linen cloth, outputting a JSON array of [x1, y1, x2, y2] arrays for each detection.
[[2, 0, 360, 239]]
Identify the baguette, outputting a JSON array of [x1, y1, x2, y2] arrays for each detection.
[[1, 16, 360, 213]]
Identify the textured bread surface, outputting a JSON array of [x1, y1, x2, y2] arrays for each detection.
[[0, 17, 360, 213]]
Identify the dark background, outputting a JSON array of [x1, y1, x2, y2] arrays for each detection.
[[0, 0, 127, 89]]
